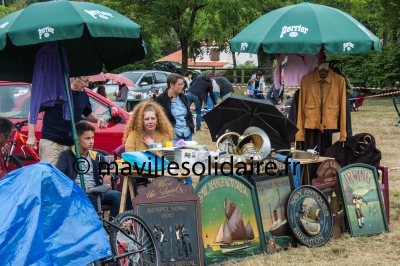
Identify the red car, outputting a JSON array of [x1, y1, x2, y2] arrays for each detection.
[[0, 80, 130, 166]]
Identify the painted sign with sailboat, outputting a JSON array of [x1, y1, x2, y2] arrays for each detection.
[[194, 173, 265, 264], [213, 198, 255, 253], [252, 157, 296, 252]]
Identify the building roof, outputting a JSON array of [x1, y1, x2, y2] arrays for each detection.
[[156, 50, 228, 67]]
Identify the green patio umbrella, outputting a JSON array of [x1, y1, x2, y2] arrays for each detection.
[[0, 0, 146, 190], [230, 0, 381, 55]]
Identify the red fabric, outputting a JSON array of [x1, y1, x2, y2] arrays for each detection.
[[0, 152, 7, 179], [104, 73, 135, 87], [89, 72, 106, 82], [355, 94, 365, 108], [90, 72, 136, 87]]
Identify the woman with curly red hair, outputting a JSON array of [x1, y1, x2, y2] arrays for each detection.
[[123, 101, 174, 156]]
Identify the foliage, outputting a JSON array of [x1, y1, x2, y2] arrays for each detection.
[[116, 0, 211, 74], [89, 0, 167, 71], [0, 5, 16, 18], [191, 0, 289, 81], [3, 0, 400, 87], [328, 42, 400, 92]]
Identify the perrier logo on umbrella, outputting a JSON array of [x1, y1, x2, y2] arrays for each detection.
[[0, 22, 9, 29], [84, 10, 114, 20], [38, 27, 54, 39], [280, 25, 309, 38]]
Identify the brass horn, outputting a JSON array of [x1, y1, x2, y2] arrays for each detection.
[[270, 142, 320, 161], [215, 132, 240, 154], [215, 127, 271, 157], [236, 134, 263, 155]]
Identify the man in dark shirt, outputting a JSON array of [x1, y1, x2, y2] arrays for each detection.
[[186, 72, 216, 131], [215, 76, 234, 101], [266, 82, 284, 105], [27, 76, 107, 165]]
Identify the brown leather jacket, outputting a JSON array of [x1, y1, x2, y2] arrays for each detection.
[[296, 69, 347, 142]]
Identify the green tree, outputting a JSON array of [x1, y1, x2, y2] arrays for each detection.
[[191, 0, 262, 82], [192, 0, 288, 82], [0, 5, 16, 18], [89, 0, 167, 71], [126, 0, 211, 74], [376, 0, 400, 43]]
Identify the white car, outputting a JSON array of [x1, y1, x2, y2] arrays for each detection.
[[94, 70, 171, 94]]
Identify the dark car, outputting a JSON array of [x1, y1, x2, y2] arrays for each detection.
[[95, 70, 171, 95], [153, 61, 182, 74], [152, 61, 202, 78]]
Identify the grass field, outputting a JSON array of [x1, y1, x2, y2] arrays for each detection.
[[192, 96, 400, 266]]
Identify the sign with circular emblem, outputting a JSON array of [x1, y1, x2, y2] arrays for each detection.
[[286, 185, 333, 247]]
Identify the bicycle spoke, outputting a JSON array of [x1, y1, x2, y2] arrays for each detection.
[[109, 211, 160, 266]]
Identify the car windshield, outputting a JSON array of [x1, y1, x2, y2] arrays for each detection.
[[0, 84, 31, 117], [170, 62, 181, 68], [120, 73, 142, 83]]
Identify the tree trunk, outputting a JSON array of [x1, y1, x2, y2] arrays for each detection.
[[383, 32, 388, 45], [257, 50, 275, 84], [181, 38, 189, 75], [393, 28, 399, 43], [232, 52, 237, 84]]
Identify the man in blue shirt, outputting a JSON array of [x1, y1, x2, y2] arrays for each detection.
[[27, 76, 107, 165]]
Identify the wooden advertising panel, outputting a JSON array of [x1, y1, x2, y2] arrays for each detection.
[[251, 156, 296, 252], [287, 186, 333, 247], [312, 159, 347, 238], [337, 163, 389, 237], [193, 173, 265, 265], [133, 177, 203, 265]]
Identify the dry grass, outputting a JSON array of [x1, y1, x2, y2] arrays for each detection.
[[193, 97, 400, 265]]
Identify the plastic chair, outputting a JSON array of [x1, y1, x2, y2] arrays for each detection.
[[393, 97, 400, 126]]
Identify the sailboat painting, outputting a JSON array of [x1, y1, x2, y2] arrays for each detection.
[[251, 158, 296, 252], [194, 174, 265, 265], [213, 198, 255, 253]]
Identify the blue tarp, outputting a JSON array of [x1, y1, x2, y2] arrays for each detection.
[[0, 162, 112, 265]]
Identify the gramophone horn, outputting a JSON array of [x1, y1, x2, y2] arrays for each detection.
[[215, 132, 240, 153], [236, 134, 263, 155], [243, 127, 271, 157]]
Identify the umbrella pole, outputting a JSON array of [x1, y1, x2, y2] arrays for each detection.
[[57, 41, 86, 192]]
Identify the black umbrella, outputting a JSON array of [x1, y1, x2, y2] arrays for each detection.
[[204, 96, 298, 150]]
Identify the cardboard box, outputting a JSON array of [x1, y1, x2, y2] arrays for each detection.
[[174, 149, 198, 166]]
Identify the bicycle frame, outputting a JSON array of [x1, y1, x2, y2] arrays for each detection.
[[5, 122, 40, 167]]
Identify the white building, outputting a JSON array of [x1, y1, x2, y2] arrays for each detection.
[[156, 47, 258, 69]]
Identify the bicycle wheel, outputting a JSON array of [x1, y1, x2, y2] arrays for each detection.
[[109, 211, 161, 266]]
